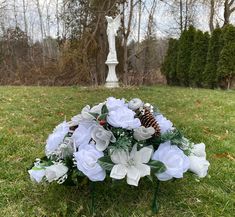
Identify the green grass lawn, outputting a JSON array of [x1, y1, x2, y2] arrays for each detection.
[[0, 86, 234, 217]]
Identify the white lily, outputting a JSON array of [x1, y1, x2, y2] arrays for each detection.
[[70, 105, 96, 126], [110, 145, 153, 186]]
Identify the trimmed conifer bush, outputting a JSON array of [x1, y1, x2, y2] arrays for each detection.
[[217, 25, 235, 89], [203, 28, 223, 88], [161, 38, 178, 85], [176, 26, 195, 86], [189, 30, 209, 87]]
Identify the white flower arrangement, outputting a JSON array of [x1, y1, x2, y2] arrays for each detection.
[[28, 97, 210, 212]]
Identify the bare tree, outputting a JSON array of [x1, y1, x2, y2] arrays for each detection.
[[209, 0, 215, 32], [137, 0, 142, 44], [160, 0, 197, 34], [56, 0, 60, 38], [35, 0, 46, 65], [0, 0, 7, 34], [180, 0, 183, 32], [142, 0, 157, 84], [122, 0, 136, 85], [13, 0, 18, 27], [22, 0, 28, 35], [223, 0, 235, 26]]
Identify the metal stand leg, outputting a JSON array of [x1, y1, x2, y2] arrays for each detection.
[[152, 180, 160, 214]]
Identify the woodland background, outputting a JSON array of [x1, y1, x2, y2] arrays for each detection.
[[0, 0, 235, 88]]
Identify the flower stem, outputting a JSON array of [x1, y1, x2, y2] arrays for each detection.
[[152, 180, 160, 214]]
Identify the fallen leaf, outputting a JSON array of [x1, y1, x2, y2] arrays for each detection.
[[213, 152, 235, 161]]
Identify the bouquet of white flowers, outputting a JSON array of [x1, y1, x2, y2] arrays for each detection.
[[28, 97, 210, 213]]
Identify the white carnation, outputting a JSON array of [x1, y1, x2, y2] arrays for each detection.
[[155, 114, 174, 134]]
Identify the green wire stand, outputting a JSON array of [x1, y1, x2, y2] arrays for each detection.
[[151, 180, 160, 214], [89, 182, 95, 216]]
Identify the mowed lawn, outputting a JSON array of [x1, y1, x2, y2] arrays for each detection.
[[0, 86, 234, 217]]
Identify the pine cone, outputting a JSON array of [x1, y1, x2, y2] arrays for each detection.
[[139, 109, 161, 137]]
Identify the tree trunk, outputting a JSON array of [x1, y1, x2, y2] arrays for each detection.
[[224, 0, 230, 26], [137, 0, 142, 45], [96, 16, 107, 85], [223, 0, 235, 27], [184, 0, 189, 30], [122, 0, 134, 85], [35, 0, 46, 65], [123, 37, 128, 84], [180, 0, 183, 33], [227, 73, 233, 89], [209, 0, 215, 32], [22, 0, 28, 35]]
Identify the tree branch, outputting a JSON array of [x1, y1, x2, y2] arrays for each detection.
[[230, 6, 235, 13], [228, 0, 235, 7]]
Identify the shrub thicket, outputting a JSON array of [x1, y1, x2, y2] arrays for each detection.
[[162, 24, 235, 89]]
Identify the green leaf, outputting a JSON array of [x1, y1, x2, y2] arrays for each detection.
[[101, 104, 109, 114], [31, 166, 45, 171], [148, 160, 166, 174], [98, 113, 107, 121], [98, 156, 114, 171], [74, 169, 84, 177], [147, 175, 153, 182]]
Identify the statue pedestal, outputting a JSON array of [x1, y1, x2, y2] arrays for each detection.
[[105, 60, 119, 88]]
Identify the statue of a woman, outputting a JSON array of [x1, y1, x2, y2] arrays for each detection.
[[106, 15, 121, 62]]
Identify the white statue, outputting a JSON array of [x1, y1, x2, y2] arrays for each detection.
[[106, 15, 121, 61], [105, 14, 121, 88]]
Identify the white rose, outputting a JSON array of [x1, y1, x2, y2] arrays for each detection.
[[106, 97, 126, 111], [189, 156, 210, 178], [74, 144, 106, 181], [133, 126, 155, 141], [155, 114, 174, 134], [28, 168, 46, 183], [45, 164, 68, 183], [128, 98, 143, 110], [72, 121, 97, 149], [107, 107, 141, 130], [152, 141, 190, 181], [188, 143, 209, 178], [91, 126, 116, 151], [45, 121, 70, 156], [191, 143, 206, 158]]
